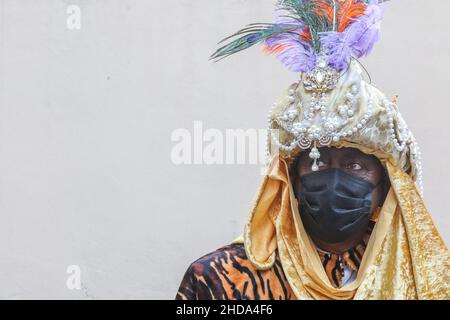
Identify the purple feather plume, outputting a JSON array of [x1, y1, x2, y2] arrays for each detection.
[[262, 16, 316, 73], [320, 3, 384, 70]]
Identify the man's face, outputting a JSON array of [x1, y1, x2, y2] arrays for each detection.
[[293, 147, 389, 253]]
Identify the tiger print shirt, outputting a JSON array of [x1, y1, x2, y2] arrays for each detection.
[[176, 225, 372, 300], [175, 244, 294, 300]]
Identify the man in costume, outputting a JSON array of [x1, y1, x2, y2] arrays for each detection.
[[176, 0, 450, 300]]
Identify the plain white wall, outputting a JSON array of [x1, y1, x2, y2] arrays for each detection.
[[0, 0, 448, 299]]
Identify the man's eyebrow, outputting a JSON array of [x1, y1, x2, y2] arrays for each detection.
[[343, 153, 376, 164], [339, 149, 366, 157], [341, 151, 360, 158]]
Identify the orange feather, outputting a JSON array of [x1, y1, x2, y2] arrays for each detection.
[[313, 0, 367, 32], [262, 43, 289, 55]]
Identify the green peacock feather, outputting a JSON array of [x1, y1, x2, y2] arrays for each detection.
[[210, 0, 332, 61], [210, 23, 299, 61]]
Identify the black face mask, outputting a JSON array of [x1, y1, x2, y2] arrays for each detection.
[[296, 168, 376, 245]]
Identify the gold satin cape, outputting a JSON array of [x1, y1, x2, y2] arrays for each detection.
[[234, 148, 450, 300]]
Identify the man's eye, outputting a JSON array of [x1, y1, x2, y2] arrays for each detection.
[[347, 163, 363, 171]]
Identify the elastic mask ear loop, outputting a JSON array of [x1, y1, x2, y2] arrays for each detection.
[[369, 178, 384, 222], [370, 206, 382, 222]]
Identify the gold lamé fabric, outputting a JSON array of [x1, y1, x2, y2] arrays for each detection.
[[237, 152, 450, 300]]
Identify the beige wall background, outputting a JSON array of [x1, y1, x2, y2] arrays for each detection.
[[0, 0, 448, 299]]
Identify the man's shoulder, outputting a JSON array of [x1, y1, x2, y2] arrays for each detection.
[[188, 243, 248, 274], [176, 243, 250, 300]]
